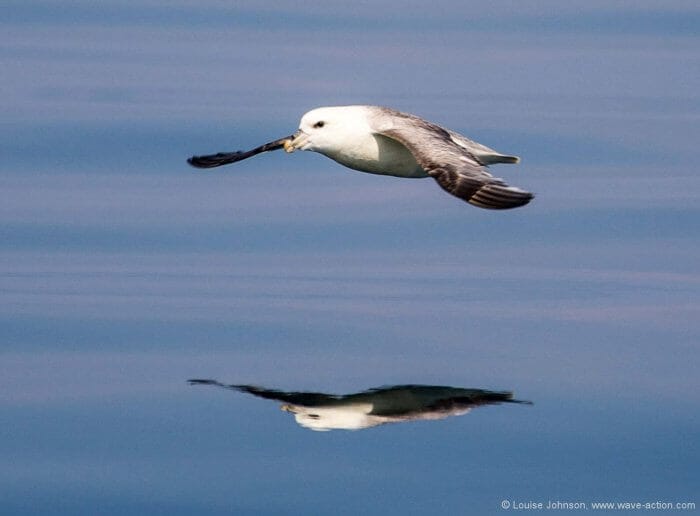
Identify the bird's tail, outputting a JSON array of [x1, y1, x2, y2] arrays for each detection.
[[478, 153, 520, 165]]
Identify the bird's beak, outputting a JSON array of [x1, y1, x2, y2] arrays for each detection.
[[280, 404, 296, 413], [283, 129, 308, 153]]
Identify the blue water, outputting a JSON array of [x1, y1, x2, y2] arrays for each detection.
[[1, 3, 698, 514]]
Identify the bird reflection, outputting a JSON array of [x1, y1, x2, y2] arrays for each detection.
[[188, 379, 532, 432]]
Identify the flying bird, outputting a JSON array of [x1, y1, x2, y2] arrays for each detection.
[[188, 105, 534, 210], [188, 379, 532, 431]]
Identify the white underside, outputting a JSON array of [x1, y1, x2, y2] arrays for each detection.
[[319, 133, 427, 179], [289, 403, 377, 431], [288, 403, 473, 431]]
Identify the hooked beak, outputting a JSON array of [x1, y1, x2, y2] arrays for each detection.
[[283, 129, 308, 153]]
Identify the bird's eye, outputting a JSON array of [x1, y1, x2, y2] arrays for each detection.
[[307, 414, 320, 419], [313, 121, 325, 129]]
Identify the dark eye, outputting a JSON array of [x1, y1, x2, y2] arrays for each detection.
[[307, 414, 320, 419], [313, 121, 325, 129]]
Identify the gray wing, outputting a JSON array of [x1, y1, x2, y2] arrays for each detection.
[[187, 135, 293, 169], [358, 384, 531, 415], [188, 379, 341, 407], [368, 107, 533, 210]]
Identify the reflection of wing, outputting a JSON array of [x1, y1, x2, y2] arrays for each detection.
[[353, 385, 531, 417], [369, 107, 533, 209], [187, 379, 341, 406], [189, 379, 532, 432]]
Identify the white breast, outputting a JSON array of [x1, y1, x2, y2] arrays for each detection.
[[323, 133, 427, 178]]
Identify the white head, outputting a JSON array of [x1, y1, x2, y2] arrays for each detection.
[[280, 402, 376, 431], [285, 106, 371, 155]]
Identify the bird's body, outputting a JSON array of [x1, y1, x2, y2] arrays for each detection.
[[292, 106, 428, 178], [320, 130, 426, 178], [188, 380, 532, 432], [188, 105, 534, 209]]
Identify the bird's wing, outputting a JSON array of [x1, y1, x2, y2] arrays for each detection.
[[359, 384, 532, 415], [187, 135, 293, 169], [188, 379, 341, 407], [368, 108, 533, 210]]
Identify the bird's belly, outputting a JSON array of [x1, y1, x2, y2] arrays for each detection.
[[325, 134, 428, 178]]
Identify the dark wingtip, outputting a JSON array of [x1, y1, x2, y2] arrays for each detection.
[[188, 378, 217, 385], [187, 155, 216, 169], [187, 153, 242, 169], [468, 186, 535, 210], [187, 137, 291, 169], [508, 398, 534, 405], [479, 390, 533, 405]]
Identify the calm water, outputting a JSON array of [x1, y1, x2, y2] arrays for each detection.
[[1, 2, 699, 515]]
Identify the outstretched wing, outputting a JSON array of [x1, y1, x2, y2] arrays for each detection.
[[188, 379, 341, 407], [360, 384, 532, 416], [187, 135, 293, 169], [369, 108, 534, 210]]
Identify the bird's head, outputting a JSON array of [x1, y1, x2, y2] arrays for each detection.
[[284, 106, 369, 155], [280, 401, 375, 431]]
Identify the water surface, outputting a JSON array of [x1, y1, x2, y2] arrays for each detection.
[[1, 2, 698, 514]]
